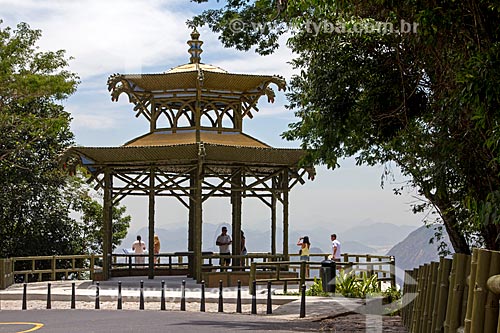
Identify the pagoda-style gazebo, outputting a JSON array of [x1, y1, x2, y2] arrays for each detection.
[[65, 30, 314, 282]]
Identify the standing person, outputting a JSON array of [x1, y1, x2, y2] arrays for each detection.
[[331, 234, 342, 262], [216, 226, 232, 269], [297, 236, 311, 277], [154, 234, 161, 264], [132, 235, 147, 267], [240, 230, 247, 255]]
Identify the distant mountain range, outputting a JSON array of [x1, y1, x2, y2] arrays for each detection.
[[117, 221, 419, 257], [387, 225, 453, 272]]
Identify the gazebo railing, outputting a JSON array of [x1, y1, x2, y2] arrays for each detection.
[[288, 253, 395, 283], [201, 252, 286, 271], [1, 254, 102, 288]]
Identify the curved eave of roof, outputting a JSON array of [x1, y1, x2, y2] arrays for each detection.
[[107, 70, 286, 97], [63, 143, 306, 167]]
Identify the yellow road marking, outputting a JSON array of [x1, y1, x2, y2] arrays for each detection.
[[0, 322, 44, 333]]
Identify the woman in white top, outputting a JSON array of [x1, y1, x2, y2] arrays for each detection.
[[132, 235, 146, 266]]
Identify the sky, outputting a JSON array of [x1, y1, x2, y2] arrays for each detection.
[[1, 0, 426, 246]]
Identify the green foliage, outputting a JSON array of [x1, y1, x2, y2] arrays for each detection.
[[382, 286, 402, 316], [306, 277, 329, 296], [65, 172, 131, 254], [0, 21, 80, 258], [382, 286, 402, 304], [335, 270, 381, 298], [0, 21, 130, 258], [192, 0, 500, 253]]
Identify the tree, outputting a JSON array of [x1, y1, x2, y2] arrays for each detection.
[[191, 1, 500, 253], [0, 21, 130, 258], [66, 173, 130, 254]]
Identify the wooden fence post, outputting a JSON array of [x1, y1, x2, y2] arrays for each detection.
[[412, 264, 425, 333], [51, 256, 56, 281], [249, 262, 256, 295], [299, 261, 306, 289], [464, 248, 479, 333], [432, 257, 452, 333], [484, 250, 500, 333], [389, 256, 396, 289], [464, 248, 500, 333], [0, 259, 5, 289], [444, 253, 470, 333]]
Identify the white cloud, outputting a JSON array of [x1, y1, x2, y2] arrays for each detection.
[[1, 0, 194, 78], [71, 113, 115, 130]]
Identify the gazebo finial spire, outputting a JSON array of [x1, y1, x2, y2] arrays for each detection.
[[188, 28, 203, 64]]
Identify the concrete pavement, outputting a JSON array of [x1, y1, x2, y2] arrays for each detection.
[[0, 276, 367, 319]]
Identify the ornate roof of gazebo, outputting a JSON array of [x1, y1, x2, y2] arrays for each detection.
[[64, 29, 310, 171]]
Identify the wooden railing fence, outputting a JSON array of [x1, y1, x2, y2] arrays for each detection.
[[402, 248, 500, 333], [250, 253, 396, 294]]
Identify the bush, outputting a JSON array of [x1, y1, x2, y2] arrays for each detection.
[[335, 270, 381, 298], [306, 277, 330, 296]]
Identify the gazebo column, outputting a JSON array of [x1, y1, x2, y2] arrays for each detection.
[[282, 169, 289, 260], [102, 169, 113, 280], [271, 177, 277, 255], [193, 163, 203, 282], [188, 174, 195, 277], [231, 169, 242, 269], [148, 167, 155, 279]]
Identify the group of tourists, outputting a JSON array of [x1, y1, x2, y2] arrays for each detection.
[[131, 227, 342, 268]]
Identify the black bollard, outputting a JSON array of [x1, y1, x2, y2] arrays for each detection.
[[218, 280, 223, 313], [22, 283, 27, 310], [160, 280, 166, 311], [251, 280, 257, 315], [95, 282, 100, 310], [139, 280, 144, 310], [117, 281, 122, 310], [180, 280, 186, 311], [200, 280, 206, 312], [266, 281, 272, 314], [46, 283, 51, 309], [284, 280, 288, 294], [300, 284, 306, 318], [71, 282, 76, 309], [236, 280, 242, 313]]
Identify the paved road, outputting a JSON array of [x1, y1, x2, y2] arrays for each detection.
[[0, 310, 320, 333]]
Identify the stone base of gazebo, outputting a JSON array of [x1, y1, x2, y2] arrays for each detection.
[[202, 271, 299, 288]]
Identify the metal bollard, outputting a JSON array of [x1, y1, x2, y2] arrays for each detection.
[[139, 280, 144, 310], [200, 280, 206, 312], [117, 281, 122, 310], [251, 280, 257, 315], [236, 280, 242, 313], [22, 283, 27, 310], [218, 280, 223, 312], [266, 281, 272, 314], [95, 282, 100, 310], [181, 280, 186, 311], [160, 280, 166, 311], [71, 282, 75, 309], [284, 280, 288, 294], [300, 284, 306, 318], [46, 283, 51, 309]]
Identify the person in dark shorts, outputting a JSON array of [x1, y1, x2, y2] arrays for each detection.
[[216, 226, 232, 269]]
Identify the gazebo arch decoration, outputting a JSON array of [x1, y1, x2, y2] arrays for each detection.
[[64, 29, 315, 282]]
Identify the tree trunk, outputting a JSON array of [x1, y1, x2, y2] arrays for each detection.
[[432, 198, 471, 255]]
